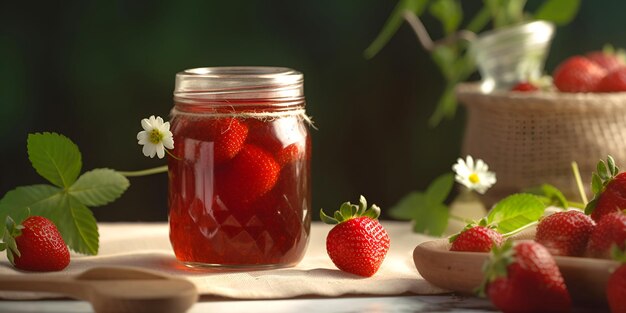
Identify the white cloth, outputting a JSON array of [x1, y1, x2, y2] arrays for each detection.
[[0, 221, 447, 299]]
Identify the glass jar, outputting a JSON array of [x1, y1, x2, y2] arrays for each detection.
[[168, 67, 311, 269]]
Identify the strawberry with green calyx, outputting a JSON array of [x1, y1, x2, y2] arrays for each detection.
[[586, 45, 626, 72], [585, 155, 626, 222], [535, 210, 596, 257], [0, 215, 70, 272], [553, 55, 607, 92], [608, 245, 626, 313], [449, 218, 503, 253], [586, 210, 626, 259], [320, 196, 390, 277], [480, 241, 571, 313]]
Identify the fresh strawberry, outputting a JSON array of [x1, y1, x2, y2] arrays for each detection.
[[481, 241, 571, 313], [597, 67, 626, 92], [1, 216, 70, 272], [449, 222, 503, 252], [608, 247, 626, 313], [217, 144, 280, 206], [587, 211, 626, 259], [586, 46, 626, 72], [320, 196, 390, 277], [172, 117, 248, 165], [553, 56, 607, 92], [535, 210, 596, 256], [585, 156, 626, 222], [511, 82, 538, 92]]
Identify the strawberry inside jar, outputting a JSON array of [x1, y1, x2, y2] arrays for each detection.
[[167, 67, 312, 269]]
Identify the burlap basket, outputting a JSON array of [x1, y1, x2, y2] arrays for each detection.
[[457, 83, 626, 206]]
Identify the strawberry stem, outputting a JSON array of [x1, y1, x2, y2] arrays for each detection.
[[571, 161, 588, 204], [118, 165, 168, 177], [166, 149, 182, 161], [501, 221, 538, 238], [449, 214, 468, 223]]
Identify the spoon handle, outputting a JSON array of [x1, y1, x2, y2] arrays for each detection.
[[0, 275, 88, 300]]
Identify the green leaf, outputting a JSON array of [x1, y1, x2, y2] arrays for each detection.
[[27, 133, 82, 188], [53, 196, 99, 255], [428, 83, 457, 127], [340, 202, 353, 220], [534, 0, 580, 26], [584, 198, 598, 215], [608, 155, 617, 176], [320, 209, 339, 225], [465, 6, 491, 33], [69, 169, 130, 207], [598, 160, 609, 181], [389, 192, 426, 220], [357, 195, 367, 216], [412, 203, 450, 236], [592, 173, 602, 194], [363, 0, 430, 59], [431, 46, 456, 81], [429, 0, 462, 35], [0, 185, 64, 237], [487, 194, 545, 234], [525, 184, 568, 209], [425, 173, 454, 205], [390, 190, 449, 236]]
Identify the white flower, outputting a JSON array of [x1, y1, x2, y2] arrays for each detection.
[[136, 115, 174, 159], [452, 155, 496, 194]]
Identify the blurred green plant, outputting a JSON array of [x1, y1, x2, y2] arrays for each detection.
[[364, 0, 580, 127]]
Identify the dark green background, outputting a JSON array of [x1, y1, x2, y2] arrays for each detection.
[[1, 1, 624, 221]]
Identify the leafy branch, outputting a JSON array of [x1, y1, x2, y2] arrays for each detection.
[[365, 0, 580, 127], [389, 174, 568, 237], [0, 133, 130, 255]]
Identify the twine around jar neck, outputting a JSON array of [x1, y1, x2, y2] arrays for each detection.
[[170, 106, 317, 129]]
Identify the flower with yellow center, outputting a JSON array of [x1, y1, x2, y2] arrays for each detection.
[[136, 115, 174, 159], [452, 155, 496, 194]]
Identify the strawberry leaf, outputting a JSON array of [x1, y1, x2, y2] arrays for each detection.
[[52, 196, 99, 255], [425, 173, 454, 205], [584, 198, 598, 215], [0, 185, 64, 237], [320, 209, 339, 225], [534, 0, 580, 26], [525, 184, 568, 209], [389, 192, 426, 220], [591, 173, 602, 194], [390, 173, 454, 236], [27, 133, 82, 188], [487, 194, 545, 234], [413, 203, 449, 236], [391, 191, 450, 235], [340, 202, 353, 220], [608, 155, 618, 176], [598, 160, 609, 181], [69, 169, 130, 207]]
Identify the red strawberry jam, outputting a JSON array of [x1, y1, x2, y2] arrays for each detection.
[[168, 67, 311, 269]]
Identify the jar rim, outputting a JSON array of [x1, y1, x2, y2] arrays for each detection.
[[174, 66, 304, 101]]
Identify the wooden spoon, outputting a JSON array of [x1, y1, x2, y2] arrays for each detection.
[[413, 239, 619, 306], [0, 267, 198, 313]]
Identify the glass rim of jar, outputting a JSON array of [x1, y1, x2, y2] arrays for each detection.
[[174, 66, 304, 103]]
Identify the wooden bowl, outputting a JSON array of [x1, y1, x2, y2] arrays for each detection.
[[413, 239, 619, 306]]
